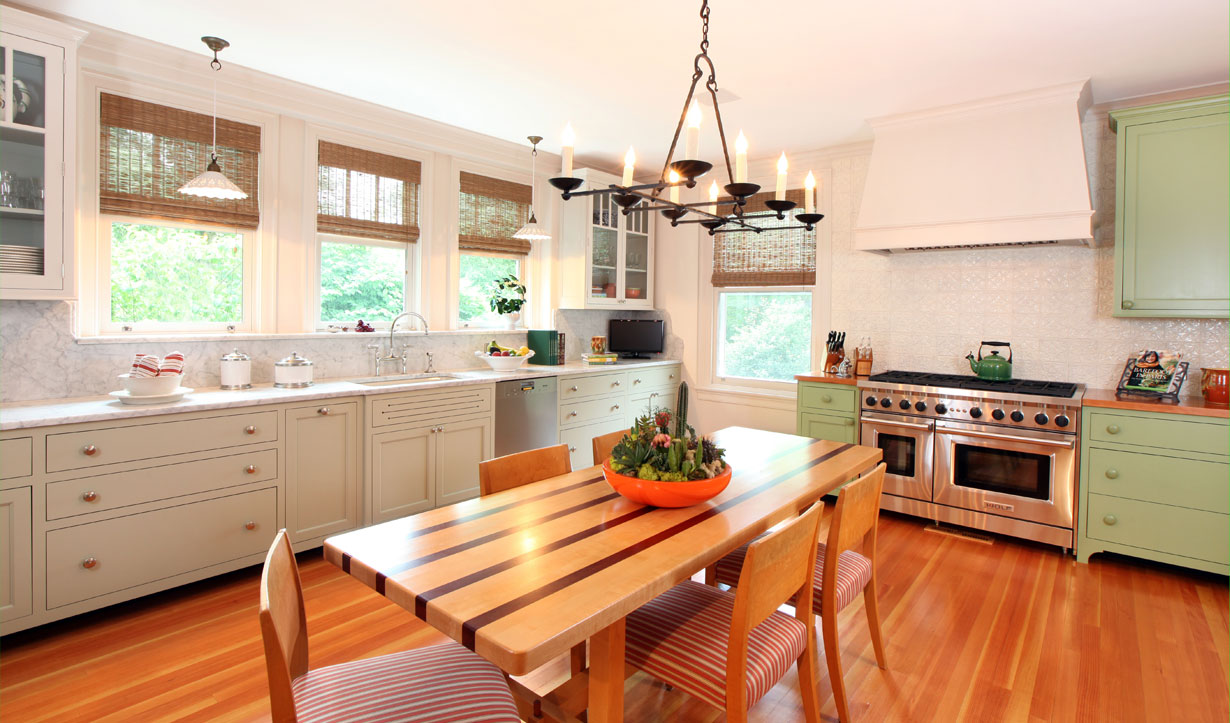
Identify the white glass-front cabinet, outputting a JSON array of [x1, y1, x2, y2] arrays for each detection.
[[559, 168, 655, 309], [0, 9, 85, 299]]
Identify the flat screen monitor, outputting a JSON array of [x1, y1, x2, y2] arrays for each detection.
[[608, 319, 664, 359]]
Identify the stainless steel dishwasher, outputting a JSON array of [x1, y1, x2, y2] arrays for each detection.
[[494, 377, 558, 458]]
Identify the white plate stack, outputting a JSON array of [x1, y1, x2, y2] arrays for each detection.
[[0, 245, 43, 275]]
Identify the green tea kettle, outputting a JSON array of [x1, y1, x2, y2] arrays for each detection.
[[966, 341, 1013, 381]]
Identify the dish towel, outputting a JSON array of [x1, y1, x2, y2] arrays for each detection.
[[130, 352, 186, 377]]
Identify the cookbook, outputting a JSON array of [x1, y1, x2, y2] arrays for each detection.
[[1116, 350, 1188, 399]]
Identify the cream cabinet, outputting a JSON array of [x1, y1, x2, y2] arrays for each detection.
[[558, 168, 655, 310], [0, 487, 32, 623], [370, 424, 436, 522], [286, 400, 360, 544], [557, 363, 681, 469], [436, 417, 491, 507]]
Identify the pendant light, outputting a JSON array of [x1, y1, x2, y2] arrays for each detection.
[[513, 135, 550, 241], [178, 36, 248, 200]]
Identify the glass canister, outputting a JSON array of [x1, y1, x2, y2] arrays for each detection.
[[219, 348, 252, 390], [274, 351, 314, 388]]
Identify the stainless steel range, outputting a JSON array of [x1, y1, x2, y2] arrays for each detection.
[[857, 371, 1085, 550]]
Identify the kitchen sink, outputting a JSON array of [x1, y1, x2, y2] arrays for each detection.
[[350, 373, 462, 387]]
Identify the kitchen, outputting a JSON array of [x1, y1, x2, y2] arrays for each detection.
[[0, 1, 1227, 722]]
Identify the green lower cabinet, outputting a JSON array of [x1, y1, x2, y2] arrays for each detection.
[[1077, 408, 1229, 574], [796, 381, 859, 444], [797, 411, 857, 444]]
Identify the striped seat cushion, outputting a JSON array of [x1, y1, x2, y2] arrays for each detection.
[[625, 580, 808, 711], [715, 541, 873, 615], [290, 643, 520, 722]]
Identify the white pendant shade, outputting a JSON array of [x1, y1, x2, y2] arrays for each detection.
[[178, 167, 248, 199], [513, 213, 551, 240]]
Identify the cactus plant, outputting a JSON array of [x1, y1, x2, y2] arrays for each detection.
[[674, 381, 693, 438]]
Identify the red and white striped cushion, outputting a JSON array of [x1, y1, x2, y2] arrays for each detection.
[[625, 580, 808, 712], [290, 643, 520, 723], [714, 541, 873, 615]]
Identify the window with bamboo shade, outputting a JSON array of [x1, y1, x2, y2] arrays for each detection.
[[317, 141, 421, 242], [99, 93, 261, 229], [458, 171, 533, 256], [711, 188, 815, 287]]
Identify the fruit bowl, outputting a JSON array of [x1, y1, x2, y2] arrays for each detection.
[[118, 373, 181, 396], [601, 460, 733, 508], [475, 349, 534, 372]]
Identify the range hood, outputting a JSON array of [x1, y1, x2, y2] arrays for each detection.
[[855, 81, 1094, 252]]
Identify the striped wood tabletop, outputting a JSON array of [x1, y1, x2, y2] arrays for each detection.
[[324, 427, 880, 719]]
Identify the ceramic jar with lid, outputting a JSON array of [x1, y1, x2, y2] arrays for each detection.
[[274, 351, 314, 388], [219, 348, 252, 390]]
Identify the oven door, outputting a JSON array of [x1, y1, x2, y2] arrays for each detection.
[[933, 422, 1075, 528], [860, 413, 933, 501]]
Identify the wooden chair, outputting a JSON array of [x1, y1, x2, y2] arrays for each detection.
[[590, 429, 626, 467], [258, 530, 520, 723], [478, 443, 571, 496], [623, 502, 826, 722], [713, 463, 888, 722]]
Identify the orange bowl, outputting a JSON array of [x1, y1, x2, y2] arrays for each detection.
[[601, 460, 733, 508]]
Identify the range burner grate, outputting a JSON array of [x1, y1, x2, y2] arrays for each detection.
[[866, 371, 1079, 398]]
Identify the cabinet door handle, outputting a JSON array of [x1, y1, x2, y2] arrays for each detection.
[[633, 378, 642, 384], [245, 465, 257, 474], [612, 404, 620, 411], [81, 491, 99, 503], [568, 411, 578, 417], [569, 385, 579, 392], [569, 446, 577, 453], [317, 407, 330, 415], [844, 418, 855, 426], [1121, 300, 1135, 309], [244, 520, 257, 531], [1106, 424, 1120, 435], [82, 557, 99, 570], [821, 394, 833, 403], [1102, 514, 1118, 526], [669, 373, 676, 379], [82, 445, 98, 456], [1104, 468, 1119, 479], [244, 425, 257, 435], [613, 381, 621, 387]]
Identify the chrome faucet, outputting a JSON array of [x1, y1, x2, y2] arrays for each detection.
[[369, 312, 430, 376]]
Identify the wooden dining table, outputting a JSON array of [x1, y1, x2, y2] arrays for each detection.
[[324, 426, 881, 722]]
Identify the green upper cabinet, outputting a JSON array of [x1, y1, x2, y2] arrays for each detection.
[[1111, 95, 1229, 318]]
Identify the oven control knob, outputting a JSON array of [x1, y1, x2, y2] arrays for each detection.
[[865, 396, 877, 407], [915, 401, 927, 412], [1010, 410, 1025, 423], [934, 403, 947, 414], [899, 399, 912, 410], [1054, 414, 1070, 428], [969, 407, 982, 419], [992, 408, 1005, 421], [880, 398, 892, 408], [1034, 413, 1050, 425]]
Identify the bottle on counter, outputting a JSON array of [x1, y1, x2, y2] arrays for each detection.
[[219, 348, 252, 390]]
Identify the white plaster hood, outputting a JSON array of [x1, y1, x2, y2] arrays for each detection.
[[855, 81, 1094, 252]]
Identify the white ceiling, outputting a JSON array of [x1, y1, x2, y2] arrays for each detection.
[[26, 0, 1230, 170]]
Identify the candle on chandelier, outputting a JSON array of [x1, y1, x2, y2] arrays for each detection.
[[560, 123, 575, 177], [685, 99, 702, 160], [804, 171, 816, 214], [622, 147, 636, 187], [775, 152, 788, 201], [669, 170, 681, 204], [735, 131, 748, 184], [708, 180, 719, 215]]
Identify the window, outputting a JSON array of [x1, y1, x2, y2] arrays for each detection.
[[318, 235, 408, 325], [716, 290, 812, 382], [458, 253, 521, 327]]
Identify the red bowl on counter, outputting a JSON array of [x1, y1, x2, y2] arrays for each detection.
[[602, 460, 733, 507]]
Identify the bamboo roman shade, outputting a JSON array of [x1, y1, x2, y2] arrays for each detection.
[[458, 171, 533, 255], [99, 93, 261, 229], [317, 141, 421, 243], [711, 188, 815, 287]]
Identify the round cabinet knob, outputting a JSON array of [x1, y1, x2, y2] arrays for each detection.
[[612, 381, 621, 387], [1102, 514, 1118, 526], [82, 557, 99, 570], [82, 445, 98, 456], [244, 426, 257, 435], [81, 491, 99, 503], [317, 407, 330, 415], [915, 401, 928, 412], [822, 394, 833, 403], [935, 403, 948, 415], [865, 396, 878, 407], [844, 418, 855, 426], [245, 465, 257, 474], [970, 407, 983, 419], [1034, 413, 1049, 425], [568, 411, 578, 417], [569, 386, 579, 392], [992, 409, 1005, 421], [633, 378, 642, 385], [244, 521, 257, 531], [569, 446, 577, 453], [1122, 300, 1135, 309], [1106, 424, 1121, 435], [1104, 468, 1120, 479], [669, 373, 676, 379], [880, 398, 892, 408], [1054, 414, 1070, 428], [1010, 411, 1025, 423], [899, 399, 911, 410], [612, 404, 620, 411]]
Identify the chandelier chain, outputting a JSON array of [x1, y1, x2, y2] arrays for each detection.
[[699, 0, 710, 54]]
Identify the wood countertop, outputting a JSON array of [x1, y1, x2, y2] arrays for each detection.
[[794, 371, 865, 385], [1082, 388, 1230, 419]]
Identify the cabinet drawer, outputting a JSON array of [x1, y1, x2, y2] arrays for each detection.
[[46, 487, 278, 609], [559, 372, 627, 401], [1087, 412, 1228, 455], [371, 385, 492, 428], [1086, 493, 1228, 565], [798, 384, 857, 415], [46, 449, 279, 520], [561, 397, 626, 428], [798, 411, 858, 444], [46, 411, 279, 473], [629, 390, 676, 421], [0, 438, 32, 480], [560, 418, 628, 470], [627, 366, 679, 392], [1086, 447, 1228, 513]]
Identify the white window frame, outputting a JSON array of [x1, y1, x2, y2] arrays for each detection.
[[98, 215, 256, 334], [315, 232, 414, 330], [457, 250, 525, 329], [712, 286, 816, 392]]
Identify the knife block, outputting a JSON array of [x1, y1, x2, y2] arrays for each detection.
[[825, 346, 845, 374]]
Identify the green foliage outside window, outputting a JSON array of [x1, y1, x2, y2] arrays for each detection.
[[459, 254, 520, 326], [319, 240, 406, 323], [110, 222, 243, 323], [718, 292, 812, 381]]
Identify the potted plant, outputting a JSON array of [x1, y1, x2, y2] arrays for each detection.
[[604, 382, 731, 507], [489, 275, 527, 329]]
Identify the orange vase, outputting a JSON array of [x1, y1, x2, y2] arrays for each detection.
[[1200, 368, 1229, 405]]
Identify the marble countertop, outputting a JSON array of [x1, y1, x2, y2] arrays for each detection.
[[0, 360, 680, 431]]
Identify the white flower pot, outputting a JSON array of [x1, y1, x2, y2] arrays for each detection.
[[502, 311, 520, 330]]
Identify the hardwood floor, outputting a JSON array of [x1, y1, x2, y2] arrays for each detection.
[[2, 511, 1226, 722]]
